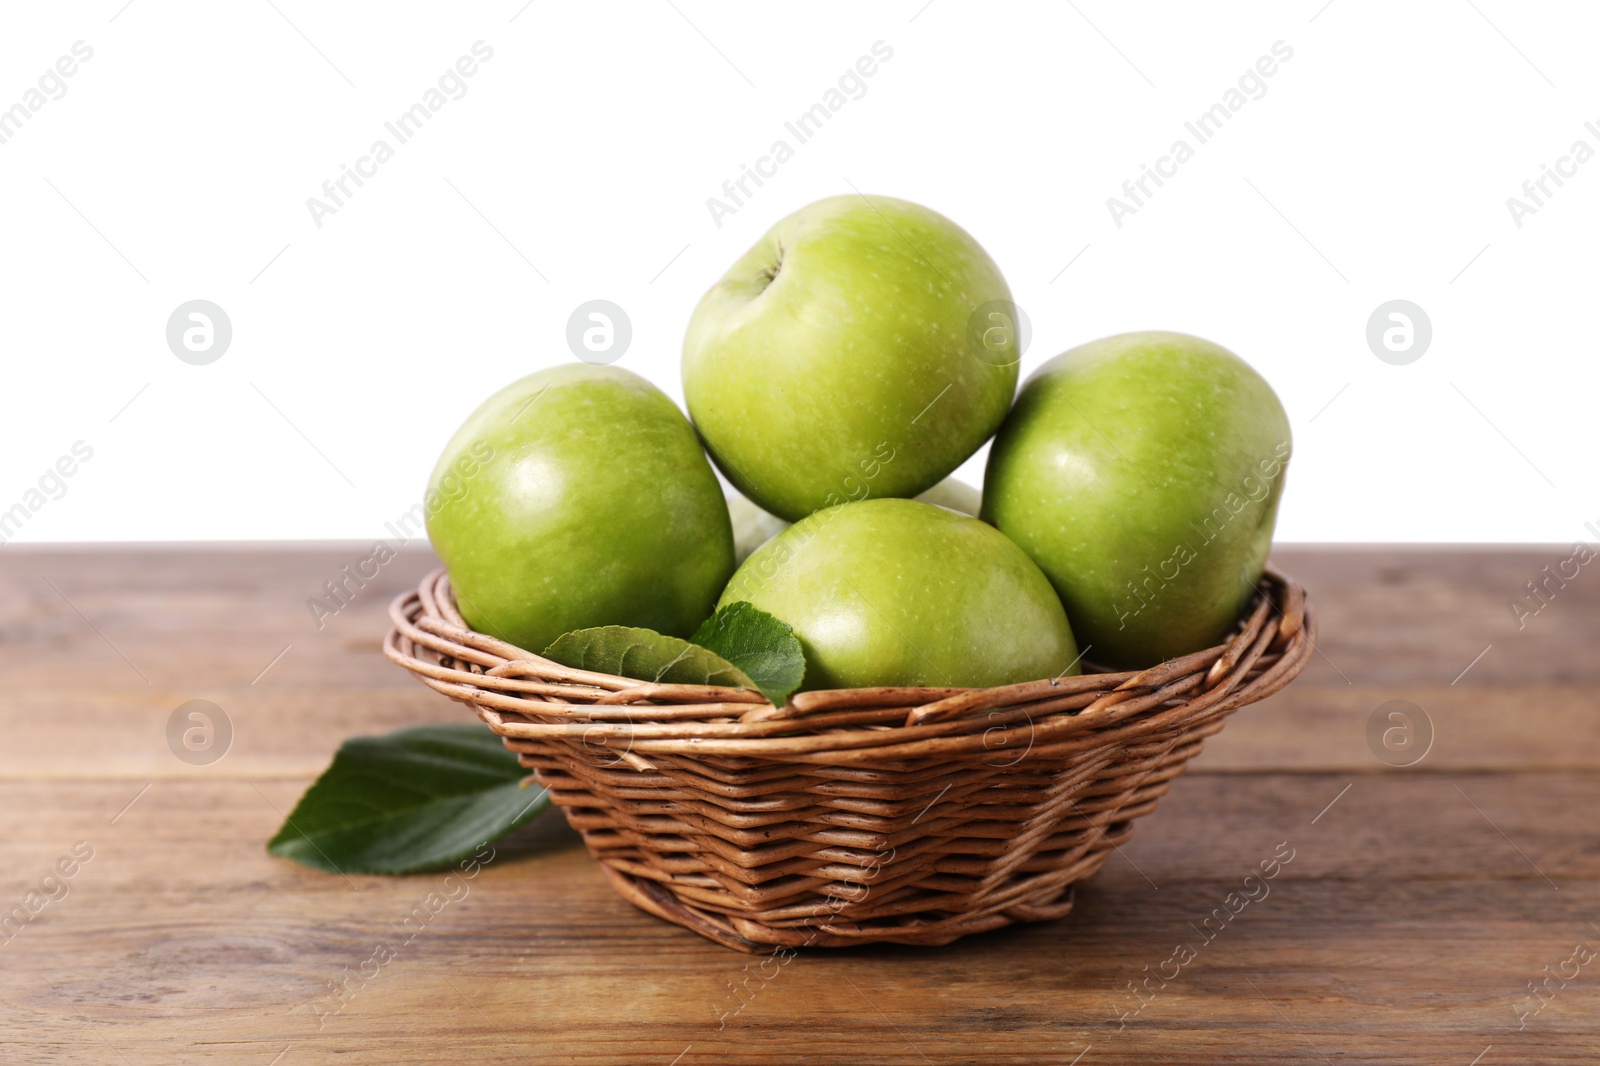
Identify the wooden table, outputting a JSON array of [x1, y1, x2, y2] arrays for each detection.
[[1, 544, 1595, 1064]]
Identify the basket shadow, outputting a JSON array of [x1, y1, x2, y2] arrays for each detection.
[[486, 805, 585, 863]]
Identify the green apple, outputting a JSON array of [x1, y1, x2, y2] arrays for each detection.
[[426, 364, 734, 653], [982, 331, 1291, 669], [683, 194, 1019, 521], [720, 498, 1079, 690], [728, 477, 981, 564]]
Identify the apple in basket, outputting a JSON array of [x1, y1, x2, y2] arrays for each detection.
[[424, 364, 735, 654], [982, 331, 1292, 669], [682, 194, 1020, 521], [721, 497, 1080, 690]]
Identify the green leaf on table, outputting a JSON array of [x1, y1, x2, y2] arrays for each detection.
[[542, 625, 754, 691], [266, 723, 549, 875], [690, 601, 805, 707]]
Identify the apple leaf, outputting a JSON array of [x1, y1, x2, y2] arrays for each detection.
[[266, 723, 549, 875], [690, 601, 805, 707], [542, 625, 755, 691]]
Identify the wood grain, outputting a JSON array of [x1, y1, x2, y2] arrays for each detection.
[[0, 544, 1595, 1063]]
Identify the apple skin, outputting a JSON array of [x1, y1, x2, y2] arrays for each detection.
[[728, 477, 981, 564], [683, 195, 1019, 521], [426, 364, 734, 653], [982, 331, 1291, 669], [720, 498, 1079, 691]]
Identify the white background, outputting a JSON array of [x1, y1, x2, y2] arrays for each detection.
[[0, 0, 1594, 544]]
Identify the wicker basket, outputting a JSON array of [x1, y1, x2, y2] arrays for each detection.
[[385, 567, 1314, 953]]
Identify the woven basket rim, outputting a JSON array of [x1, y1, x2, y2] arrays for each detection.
[[384, 567, 1315, 763]]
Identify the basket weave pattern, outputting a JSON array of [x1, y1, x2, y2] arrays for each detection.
[[386, 568, 1314, 952]]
